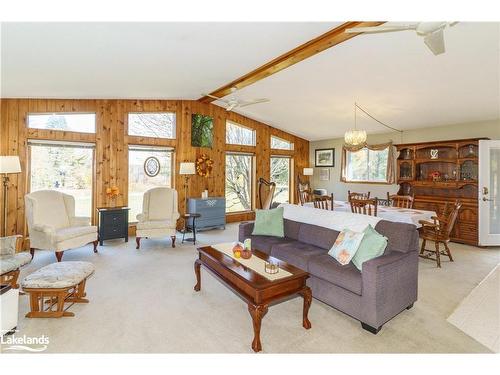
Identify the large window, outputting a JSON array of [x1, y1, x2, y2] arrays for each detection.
[[226, 121, 256, 146], [271, 156, 291, 205], [225, 153, 254, 213], [345, 147, 390, 183], [271, 136, 293, 150], [128, 146, 173, 221], [128, 113, 176, 139], [28, 113, 96, 133], [29, 141, 94, 217]]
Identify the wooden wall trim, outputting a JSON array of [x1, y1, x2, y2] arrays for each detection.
[[0, 99, 309, 236]]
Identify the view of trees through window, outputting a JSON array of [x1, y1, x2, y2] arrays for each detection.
[[30, 143, 94, 217], [270, 157, 291, 204], [128, 113, 176, 139], [271, 136, 293, 150], [128, 147, 172, 221], [28, 113, 96, 133], [225, 153, 253, 213], [346, 147, 389, 182], [226, 121, 255, 146]]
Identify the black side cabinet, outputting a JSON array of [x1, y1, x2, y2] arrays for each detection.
[[97, 207, 130, 245]]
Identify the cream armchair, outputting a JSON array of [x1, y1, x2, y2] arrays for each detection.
[[136, 187, 180, 249], [1, 235, 31, 288], [25, 190, 98, 262]]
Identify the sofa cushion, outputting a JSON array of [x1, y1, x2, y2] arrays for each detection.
[[22, 261, 95, 289], [55, 226, 97, 242], [308, 254, 362, 295], [352, 225, 387, 271], [298, 222, 339, 250], [283, 219, 301, 240], [252, 207, 284, 237], [374, 220, 418, 254], [148, 188, 175, 221], [271, 241, 328, 270], [249, 236, 295, 255], [1, 257, 18, 274], [32, 190, 70, 229]]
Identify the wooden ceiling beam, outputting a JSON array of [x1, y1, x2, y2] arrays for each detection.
[[198, 21, 385, 103]]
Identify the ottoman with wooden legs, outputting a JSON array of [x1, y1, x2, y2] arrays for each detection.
[[21, 261, 95, 318]]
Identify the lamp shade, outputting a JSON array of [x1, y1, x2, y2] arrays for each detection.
[[303, 168, 314, 176], [179, 162, 196, 175], [0, 156, 21, 174]]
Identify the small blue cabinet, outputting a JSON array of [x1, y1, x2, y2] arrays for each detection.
[[187, 197, 226, 231]]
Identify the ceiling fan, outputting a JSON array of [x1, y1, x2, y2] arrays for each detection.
[[202, 87, 270, 111], [346, 22, 458, 55]]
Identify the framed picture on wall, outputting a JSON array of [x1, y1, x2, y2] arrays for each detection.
[[319, 168, 330, 181], [315, 148, 335, 167], [191, 114, 214, 148]]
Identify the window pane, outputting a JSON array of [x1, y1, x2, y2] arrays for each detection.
[[271, 136, 293, 150], [226, 121, 256, 146], [346, 148, 389, 182], [128, 113, 176, 139], [30, 144, 93, 217], [271, 157, 290, 204], [225, 154, 252, 213], [28, 113, 95, 133], [128, 148, 172, 221]]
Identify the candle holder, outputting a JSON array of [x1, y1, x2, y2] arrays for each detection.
[[264, 261, 279, 274]]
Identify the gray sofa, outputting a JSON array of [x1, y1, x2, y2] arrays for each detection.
[[239, 219, 419, 334]]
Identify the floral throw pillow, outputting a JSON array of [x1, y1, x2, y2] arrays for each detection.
[[328, 229, 365, 266]]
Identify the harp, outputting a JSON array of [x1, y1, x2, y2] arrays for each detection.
[[296, 174, 312, 205], [258, 177, 276, 209]]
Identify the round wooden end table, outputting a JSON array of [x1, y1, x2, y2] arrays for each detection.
[[181, 213, 201, 245]]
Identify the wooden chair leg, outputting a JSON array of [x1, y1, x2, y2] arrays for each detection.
[[444, 242, 453, 262], [420, 239, 426, 254], [136, 237, 141, 249], [92, 240, 98, 253], [434, 241, 441, 268], [171, 235, 176, 248], [55, 251, 64, 262], [30, 248, 35, 259]]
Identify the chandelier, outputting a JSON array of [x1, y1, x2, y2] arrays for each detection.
[[344, 102, 367, 146]]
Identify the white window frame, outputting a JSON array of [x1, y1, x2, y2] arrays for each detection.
[[127, 112, 177, 139], [270, 135, 294, 150], [27, 112, 96, 134], [225, 121, 256, 146]]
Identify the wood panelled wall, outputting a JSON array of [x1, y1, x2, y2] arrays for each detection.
[[0, 99, 309, 236]]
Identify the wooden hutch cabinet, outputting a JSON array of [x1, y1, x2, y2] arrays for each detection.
[[396, 138, 486, 246]]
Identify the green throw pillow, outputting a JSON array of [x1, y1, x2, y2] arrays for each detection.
[[252, 207, 285, 237], [352, 224, 388, 271]]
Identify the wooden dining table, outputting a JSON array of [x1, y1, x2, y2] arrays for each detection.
[[304, 200, 436, 228]]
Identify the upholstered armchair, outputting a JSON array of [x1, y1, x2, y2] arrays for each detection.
[[1, 235, 31, 288], [25, 190, 98, 262], [136, 187, 180, 249]]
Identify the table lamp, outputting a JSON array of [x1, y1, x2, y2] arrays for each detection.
[[303, 168, 313, 177], [0, 156, 21, 236], [179, 162, 196, 211]]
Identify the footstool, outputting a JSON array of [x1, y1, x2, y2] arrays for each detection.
[[21, 261, 95, 318]]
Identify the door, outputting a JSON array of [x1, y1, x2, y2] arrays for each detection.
[[479, 140, 500, 246]]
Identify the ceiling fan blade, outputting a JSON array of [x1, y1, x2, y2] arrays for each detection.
[[226, 103, 238, 111], [423, 29, 445, 55], [238, 98, 270, 108], [345, 24, 417, 34]]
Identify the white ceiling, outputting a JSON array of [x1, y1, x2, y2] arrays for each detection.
[[229, 22, 500, 140], [1, 22, 499, 141], [0, 22, 338, 99]]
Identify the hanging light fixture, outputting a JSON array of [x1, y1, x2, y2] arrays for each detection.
[[344, 102, 367, 146]]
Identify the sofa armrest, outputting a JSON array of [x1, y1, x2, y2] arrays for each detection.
[[361, 250, 419, 328], [238, 222, 255, 242], [70, 216, 91, 227], [172, 211, 180, 222], [136, 213, 147, 222], [0, 235, 22, 256], [32, 224, 56, 234]]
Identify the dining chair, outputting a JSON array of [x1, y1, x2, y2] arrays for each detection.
[[313, 194, 334, 211], [350, 198, 378, 216], [387, 193, 414, 208], [418, 200, 462, 268], [348, 190, 370, 202], [297, 175, 313, 205]]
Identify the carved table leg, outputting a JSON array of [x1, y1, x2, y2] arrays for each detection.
[[93, 240, 98, 253], [248, 303, 268, 352], [194, 259, 201, 291], [299, 286, 312, 329], [136, 237, 141, 249]]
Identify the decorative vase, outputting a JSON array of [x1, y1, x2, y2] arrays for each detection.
[[241, 249, 252, 259]]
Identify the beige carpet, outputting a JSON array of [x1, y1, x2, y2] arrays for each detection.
[[447, 264, 500, 352], [2, 223, 499, 353]]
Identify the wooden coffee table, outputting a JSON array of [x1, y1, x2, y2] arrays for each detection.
[[194, 245, 312, 352]]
